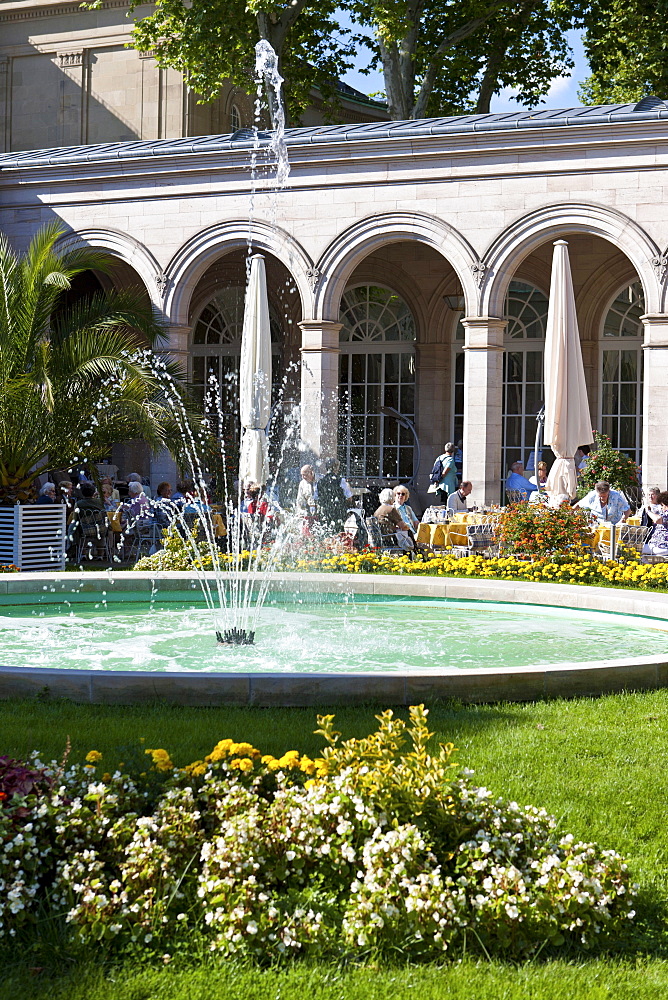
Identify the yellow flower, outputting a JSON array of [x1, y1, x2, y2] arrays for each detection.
[[277, 750, 301, 769], [299, 755, 316, 775], [102, 772, 111, 782], [230, 741, 261, 758], [85, 750, 102, 764], [230, 757, 254, 772], [184, 760, 207, 777], [262, 755, 281, 771], [145, 748, 174, 772]]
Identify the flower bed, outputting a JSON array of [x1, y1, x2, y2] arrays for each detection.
[[0, 709, 636, 962], [311, 551, 668, 590]]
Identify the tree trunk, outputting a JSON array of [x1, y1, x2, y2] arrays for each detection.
[[474, 44, 507, 113]]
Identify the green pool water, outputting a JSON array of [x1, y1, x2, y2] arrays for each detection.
[[0, 597, 666, 673]]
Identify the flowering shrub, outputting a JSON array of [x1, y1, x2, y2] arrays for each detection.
[[578, 431, 639, 498], [0, 564, 19, 573], [497, 502, 594, 556], [0, 709, 637, 960]]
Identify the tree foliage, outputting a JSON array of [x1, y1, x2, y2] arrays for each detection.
[[0, 224, 187, 504], [84, 0, 582, 123], [350, 0, 578, 120], [577, 1, 668, 106]]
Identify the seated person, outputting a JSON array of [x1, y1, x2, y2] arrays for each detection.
[[574, 445, 591, 475], [153, 481, 179, 528], [374, 488, 413, 550], [170, 479, 192, 504], [529, 461, 548, 487], [393, 485, 420, 530], [505, 461, 536, 500], [121, 481, 152, 529], [576, 480, 630, 525], [240, 481, 261, 514], [446, 481, 473, 514], [101, 483, 120, 512], [35, 482, 57, 504], [642, 490, 668, 560], [67, 482, 107, 556], [100, 476, 120, 502], [641, 487, 662, 527]]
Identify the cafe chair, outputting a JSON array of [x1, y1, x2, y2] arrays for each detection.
[[597, 523, 648, 561]]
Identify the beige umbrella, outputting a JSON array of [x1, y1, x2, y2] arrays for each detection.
[[544, 240, 593, 499], [239, 254, 272, 486]]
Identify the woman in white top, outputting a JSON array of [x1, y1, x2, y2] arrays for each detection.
[[393, 485, 419, 530]]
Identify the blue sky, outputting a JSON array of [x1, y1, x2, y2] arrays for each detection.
[[339, 28, 589, 113]]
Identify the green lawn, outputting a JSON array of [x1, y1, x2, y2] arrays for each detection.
[[3, 691, 668, 999]]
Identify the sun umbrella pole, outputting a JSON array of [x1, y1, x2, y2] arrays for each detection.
[[534, 405, 545, 499]]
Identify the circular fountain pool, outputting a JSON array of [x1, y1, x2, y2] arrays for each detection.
[[1, 572, 668, 705], [2, 596, 668, 674]]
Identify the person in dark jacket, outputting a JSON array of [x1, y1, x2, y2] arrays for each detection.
[[317, 458, 349, 532]]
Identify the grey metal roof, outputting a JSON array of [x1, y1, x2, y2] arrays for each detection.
[[2, 100, 668, 170]]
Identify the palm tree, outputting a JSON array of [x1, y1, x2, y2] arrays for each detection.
[[0, 223, 186, 504]]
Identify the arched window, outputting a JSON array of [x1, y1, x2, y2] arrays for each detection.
[[338, 285, 416, 480], [502, 282, 549, 475], [192, 287, 280, 437], [230, 104, 241, 132], [600, 281, 644, 465]]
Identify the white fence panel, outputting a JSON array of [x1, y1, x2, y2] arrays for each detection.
[[0, 506, 66, 571]]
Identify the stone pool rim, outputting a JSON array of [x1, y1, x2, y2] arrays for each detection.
[[1, 571, 667, 706]]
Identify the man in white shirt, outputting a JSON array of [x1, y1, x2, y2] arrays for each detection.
[[447, 481, 473, 514], [576, 481, 630, 525]]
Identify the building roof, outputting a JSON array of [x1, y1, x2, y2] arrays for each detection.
[[2, 99, 668, 170]]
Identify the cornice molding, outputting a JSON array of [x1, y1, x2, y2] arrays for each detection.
[[0, 1, 130, 22]]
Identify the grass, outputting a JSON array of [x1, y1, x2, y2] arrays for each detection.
[[3, 691, 668, 999]]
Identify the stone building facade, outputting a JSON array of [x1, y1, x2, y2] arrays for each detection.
[[0, 0, 386, 153], [3, 99, 668, 505]]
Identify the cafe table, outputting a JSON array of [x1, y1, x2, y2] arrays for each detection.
[[416, 511, 502, 550]]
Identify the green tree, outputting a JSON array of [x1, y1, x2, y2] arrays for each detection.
[[0, 224, 186, 505], [423, 2, 574, 115], [577, 1, 668, 105], [348, 0, 578, 120], [85, 0, 580, 123], [89, 0, 357, 123]]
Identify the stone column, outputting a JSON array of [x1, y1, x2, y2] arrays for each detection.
[[150, 323, 191, 490], [641, 314, 668, 489], [298, 320, 342, 461], [461, 316, 506, 505]]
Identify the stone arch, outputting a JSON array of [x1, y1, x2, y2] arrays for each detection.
[[163, 220, 313, 326], [315, 211, 480, 321], [482, 203, 661, 317], [55, 228, 161, 302]]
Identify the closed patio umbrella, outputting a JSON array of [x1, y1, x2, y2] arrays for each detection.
[[544, 240, 593, 499], [239, 254, 272, 487]]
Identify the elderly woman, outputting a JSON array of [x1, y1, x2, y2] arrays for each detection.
[[393, 485, 419, 531], [642, 490, 668, 561], [35, 482, 57, 504], [101, 482, 120, 512]]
